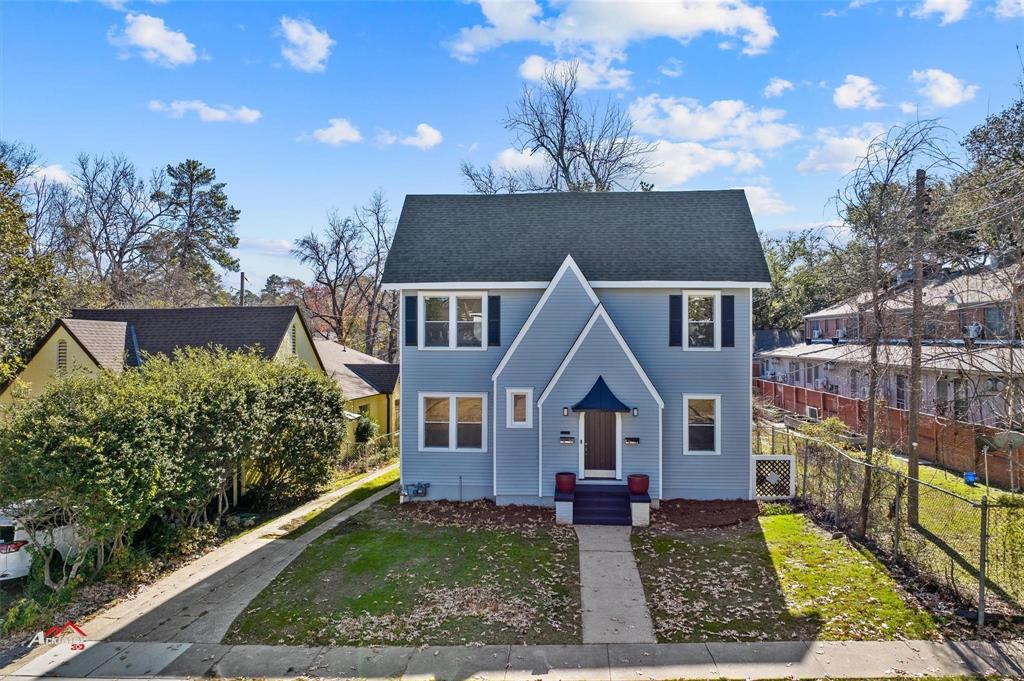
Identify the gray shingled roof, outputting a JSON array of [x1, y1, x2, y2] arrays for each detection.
[[70, 305, 302, 362], [348, 363, 399, 395], [61, 319, 129, 371], [381, 191, 771, 284]]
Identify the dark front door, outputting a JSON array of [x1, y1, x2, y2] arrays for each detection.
[[584, 411, 617, 477]]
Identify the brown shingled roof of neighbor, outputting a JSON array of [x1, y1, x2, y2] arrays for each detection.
[[61, 319, 129, 372], [70, 305, 306, 364]]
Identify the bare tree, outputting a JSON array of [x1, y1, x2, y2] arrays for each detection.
[[833, 120, 953, 536], [353, 191, 397, 358], [461, 61, 657, 193]]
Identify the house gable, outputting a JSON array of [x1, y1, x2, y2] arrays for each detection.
[[274, 310, 326, 373], [0, 323, 104, 404]]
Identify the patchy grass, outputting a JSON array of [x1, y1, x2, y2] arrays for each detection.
[[278, 467, 399, 540], [633, 513, 937, 642], [224, 495, 580, 646]]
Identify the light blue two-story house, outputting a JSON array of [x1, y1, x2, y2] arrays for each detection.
[[381, 191, 771, 524]]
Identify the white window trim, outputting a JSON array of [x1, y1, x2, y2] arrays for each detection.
[[417, 392, 488, 452], [505, 387, 534, 429], [683, 393, 721, 456], [418, 291, 488, 351], [682, 290, 721, 352]]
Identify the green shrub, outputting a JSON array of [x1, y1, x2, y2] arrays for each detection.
[[354, 415, 379, 443], [2, 597, 44, 635]]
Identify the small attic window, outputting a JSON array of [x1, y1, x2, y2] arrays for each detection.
[[57, 340, 68, 371], [290, 325, 297, 354]]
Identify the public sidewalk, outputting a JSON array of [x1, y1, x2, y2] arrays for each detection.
[[3, 638, 1023, 680]]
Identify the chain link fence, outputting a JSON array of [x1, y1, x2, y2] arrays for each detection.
[[338, 431, 398, 476], [754, 418, 1024, 625]]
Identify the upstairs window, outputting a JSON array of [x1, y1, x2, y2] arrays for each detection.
[[420, 293, 486, 350], [683, 290, 720, 351]]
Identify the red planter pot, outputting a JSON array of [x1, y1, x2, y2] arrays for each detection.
[[627, 473, 650, 495], [555, 472, 577, 493]]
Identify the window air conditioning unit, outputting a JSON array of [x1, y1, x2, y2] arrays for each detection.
[[812, 329, 822, 339], [806, 406, 820, 420]]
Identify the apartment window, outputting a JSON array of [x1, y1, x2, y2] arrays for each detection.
[[985, 307, 1008, 339], [936, 378, 949, 416], [811, 320, 821, 338], [850, 369, 859, 396], [953, 379, 968, 421], [683, 394, 720, 455], [505, 388, 533, 428], [419, 393, 487, 451], [808, 364, 820, 387], [420, 293, 485, 350], [683, 291, 720, 350], [789, 361, 801, 384], [895, 374, 908, 410], [56, 340, 67, 371]]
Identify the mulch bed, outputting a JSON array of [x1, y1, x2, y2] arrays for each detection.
[[396, 499, 558, 531], [649, 499, 760, 530]]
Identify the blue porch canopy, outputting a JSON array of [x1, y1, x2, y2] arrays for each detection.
[[572, 376, 631, 412]]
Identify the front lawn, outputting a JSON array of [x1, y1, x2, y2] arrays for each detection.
[[224, 495, 581, 646], [632, 511, 937, 642]]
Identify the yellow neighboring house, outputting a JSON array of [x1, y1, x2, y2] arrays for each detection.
[[0, 305, 325, 405], [314, 339, 400, 443]]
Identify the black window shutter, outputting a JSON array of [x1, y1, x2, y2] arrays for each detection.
[[404, 295, 418, 347], [669, 295, 683, 347], [722, 295, 735, 347], [488, 295, 501, 347]]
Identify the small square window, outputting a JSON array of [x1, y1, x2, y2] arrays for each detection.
[[505, 388, 534, 428]]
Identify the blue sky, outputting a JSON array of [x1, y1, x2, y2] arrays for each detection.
[[2, 0, 1022, 290]]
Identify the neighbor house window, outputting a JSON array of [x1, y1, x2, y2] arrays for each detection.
[[506, 388, 534, 428], [420, 293, 486, 350], [789, 361, 801, 384], [683, 394, 720, 455], [985, 306, 1008, 339], [895, 374, 908, 410], [683, 290, 720, 350], [849, 369, 859, 396], [419, 393, 487, 451]]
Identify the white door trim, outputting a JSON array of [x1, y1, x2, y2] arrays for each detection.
[[578, 411, 622, 480]]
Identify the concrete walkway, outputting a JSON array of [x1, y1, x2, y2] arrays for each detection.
[[575, 525, 656, 644], [5, 464, 397, 669], [4, 639, 1023, 679]]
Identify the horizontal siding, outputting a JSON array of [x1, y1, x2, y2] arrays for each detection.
[[540, 316, 662, 495], [400, 289, 541, 500], [600, 288, 752, 499], [494, 272, 598, 496]]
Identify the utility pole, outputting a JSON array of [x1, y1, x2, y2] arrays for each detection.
[[239, 271, 247, 306], [908, 168, 926, 525]]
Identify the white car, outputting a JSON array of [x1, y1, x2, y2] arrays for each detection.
[[0, 508, 78, 581]]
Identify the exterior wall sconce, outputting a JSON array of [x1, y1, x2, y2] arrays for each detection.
[[563, 407, 569, 416], [632, 407, 639, 417]]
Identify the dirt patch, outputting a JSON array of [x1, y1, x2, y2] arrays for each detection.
[[396, 499, 557, 532], [650, 499, 759, 530]]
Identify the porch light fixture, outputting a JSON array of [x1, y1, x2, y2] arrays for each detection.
[[632, 407, 639, 417], [563, 407, 569, 416]]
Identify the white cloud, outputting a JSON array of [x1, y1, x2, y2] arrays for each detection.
[[647, 141, 751, 187], [629, 95, 801, 150], [797, 123, 884, 174], [448, 0, 778, 88], [148, 99, 262, 123], [912, 0, 970, 23], [29, 164, 74, 186], [832, 74, 883, 109], [659, 57, 684, 78], [996, 0, 1024, 17], [763, 77, 794, 98], [910, 68, 979, 107], [400, 123, 444, 150], [519, 53, 631, 90], [237, 237, 294, 258], [741, 185, 794, 215], [899, 101, 918, 114], [279, 17, 334, 72], [307, 118, 362, 146], [108, 13, 196, 67], [493, 147, 548, 174]]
